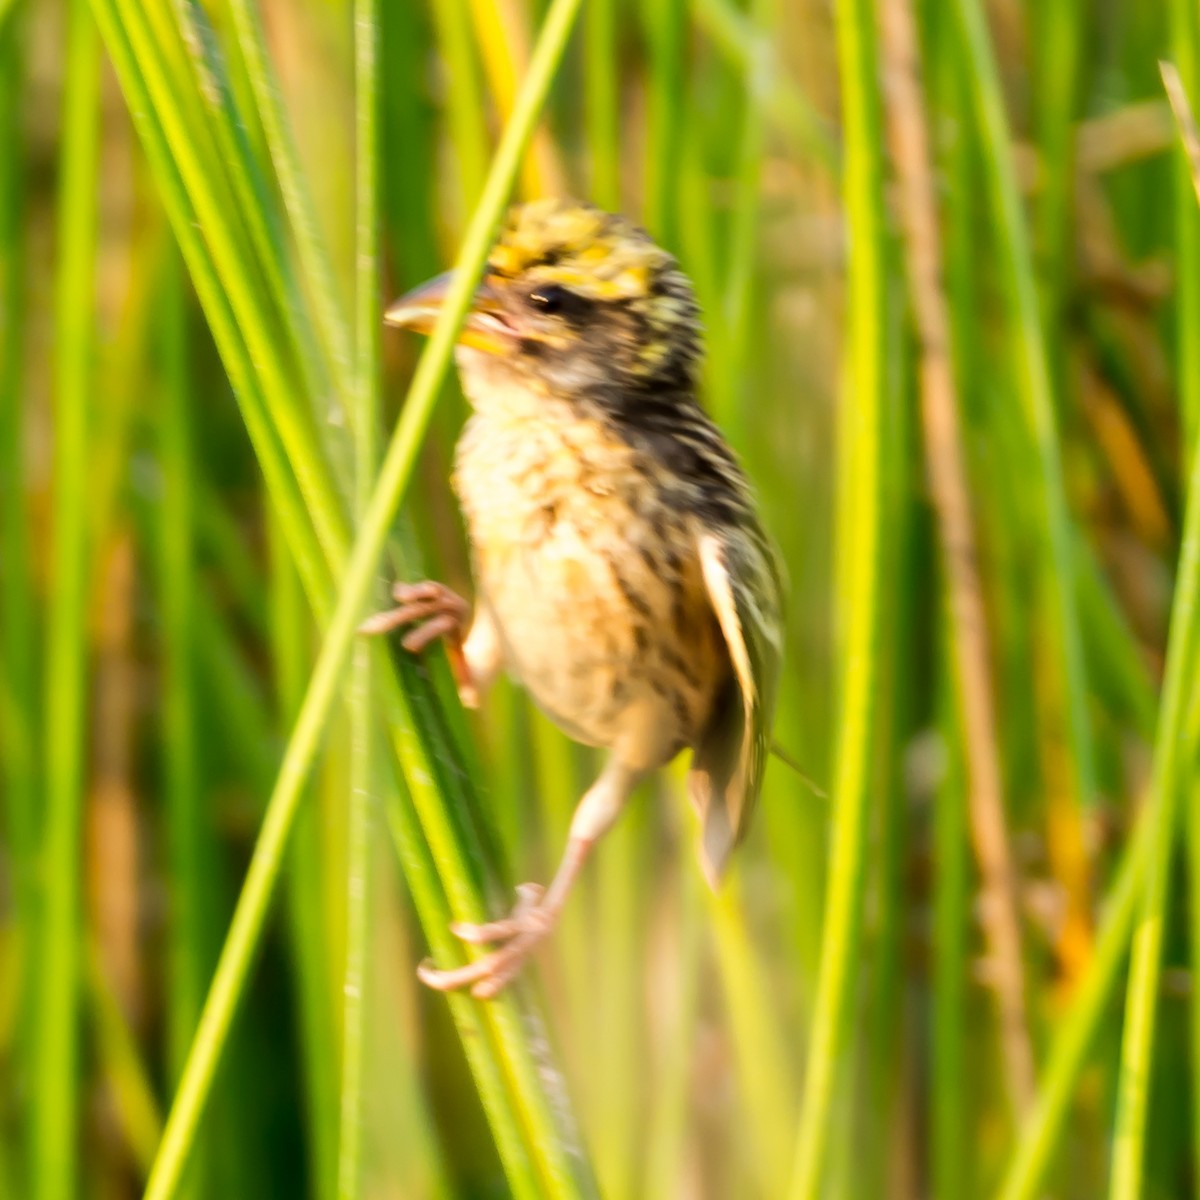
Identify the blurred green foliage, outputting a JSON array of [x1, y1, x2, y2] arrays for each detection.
[[2, 0, 1200, 1197]]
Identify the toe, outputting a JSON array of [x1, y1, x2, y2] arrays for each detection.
[[416, 953, 500, 992], [449, 884, 549, 943], [402, 613, 461, 655], [451, 916, 523, 944], [392, 580, 441, 604]]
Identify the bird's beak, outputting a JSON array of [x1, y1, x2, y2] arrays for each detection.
[[384, 271, 515, 356]]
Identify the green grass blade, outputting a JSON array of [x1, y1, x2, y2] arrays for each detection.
[[690, 0, 834, 170], [1172, 0, 1200, 453], [1169, 8, 1200, 1189], [0, 16, 34, 1193], [85, 942, 164, 1178], [586, 0, 619, 210], [643, 0, 685, 245], [788, 0, 890, 1187], [0, 0, 36, 1053], [90, 0, 588, 1190], [218, 0, 355, 400], [1032, 0, 1085, 338], [86, 0, 334, 610], [159, 249, 210, 1089], [1108, 66, 1200, 1200], [888, 0, 1034, 1115], [998, 812, 1152, 1200], [934, 674, 970, 1199], [429, 0, 490, 208], [337, 1, 380, 1194], [32, 5, 99, 1195], [951, 0, 1096, 973], [268, 516, 339, 1200], [135, 2, 590, 1195]]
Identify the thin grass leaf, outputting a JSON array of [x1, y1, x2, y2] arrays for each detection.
[[112, 3, 594, 1196], [1108, 64, 1200, 1200], [1171, 0, 1200, 454], [951, 0, 1096, 1014], [85, 943, 163, 1179], [90, 3, 587, 1192], [218, 0, 355, 401], [788, 0, 891, 1187], [269, 515, 339, 1200], [585, 0, 619, 210], [158, 247, 219, 1142], [1170, 16, 1200, 1192], [689, 0, 834, 170], [468, 0, 567, 198], [642, 0, 685, 246], [336, 1, 380, 1194], [998, 812, 1152, 1200], [885, 0, 1035, 1113], [32, 6, 99, 1195], [0, 9, 37, 1110], [429, 0, 491, 208]]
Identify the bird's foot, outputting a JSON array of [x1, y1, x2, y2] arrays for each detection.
[[417, 884, 558, 999], [358, 581, 478, 705]]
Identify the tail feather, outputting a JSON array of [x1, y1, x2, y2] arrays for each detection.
[[688, 680, 746, 889]]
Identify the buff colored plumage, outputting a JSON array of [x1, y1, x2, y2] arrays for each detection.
[[362, 199, 784, 997]]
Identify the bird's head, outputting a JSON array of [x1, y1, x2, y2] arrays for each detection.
[[386, 199, 703, 405]]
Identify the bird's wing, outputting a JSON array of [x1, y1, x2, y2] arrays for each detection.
[[690, 528, 784, 887]]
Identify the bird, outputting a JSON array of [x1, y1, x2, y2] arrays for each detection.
[[361, 198, 785, 998]]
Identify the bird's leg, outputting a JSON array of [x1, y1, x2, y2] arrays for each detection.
[[359, 582, 500, 708], [418, 758, 644, 998]]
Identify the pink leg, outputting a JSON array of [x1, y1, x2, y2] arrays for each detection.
[[417, 759, 643, 998], [417, 840, 592, 999]]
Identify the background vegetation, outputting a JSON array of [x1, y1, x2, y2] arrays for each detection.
[[1, 0, 1199, 1196]]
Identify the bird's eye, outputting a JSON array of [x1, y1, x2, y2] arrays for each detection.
[[528, 284, 572, 315]]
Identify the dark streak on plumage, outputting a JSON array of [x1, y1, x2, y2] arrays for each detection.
[[662, 645, 701, 690], [612, 566, 653, 621]]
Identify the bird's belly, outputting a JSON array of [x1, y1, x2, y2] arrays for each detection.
[[454, 407, 729, 767], [476, 519, 727, 768]]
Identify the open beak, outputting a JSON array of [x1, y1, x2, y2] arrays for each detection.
[[384, 271, 515, 356]]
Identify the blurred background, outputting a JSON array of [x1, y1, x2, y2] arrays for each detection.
[[1, 0, 1198, 1196]]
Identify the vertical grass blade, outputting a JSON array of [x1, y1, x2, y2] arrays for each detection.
[[270, 516, 340, 1200], [585, 0, 619, 210], [219, 0, 354, 400], [1171, 0, 1200, 453], [0, 14, 33, 1193], [136, 3, 590, 1196], [1032, 0, 1085, 339], [951, 0, 1096, 1003], [158, 247, 216, 1105], [0, 0, 35, 1004], [32, 3, 99, 1196], [788, 0, 890, 1188], [467, 0, 566, 198], [89, 0, 590, 1190], [998, 813, 1152, 1200], [428, 0, 490, 208], [643, 0, 685, 245], [1170, 10, 1200, 1191], [337, 0, 380, 1194], [1108, 65, 1200, 1200], [883, 0, 1034, 1113]]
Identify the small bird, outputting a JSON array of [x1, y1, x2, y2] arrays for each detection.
[[363, 199, 784, 997]]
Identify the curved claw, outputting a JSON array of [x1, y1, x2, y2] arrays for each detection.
[[450, 884, 546, 944], [418, 884, 557, 997], [416, 933, 541, 998]]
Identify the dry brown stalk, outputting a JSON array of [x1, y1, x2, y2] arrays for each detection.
[[879, 0, 1036, 1115]]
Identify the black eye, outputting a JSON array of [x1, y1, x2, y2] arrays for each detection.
[[528, 284, 572, 315]]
